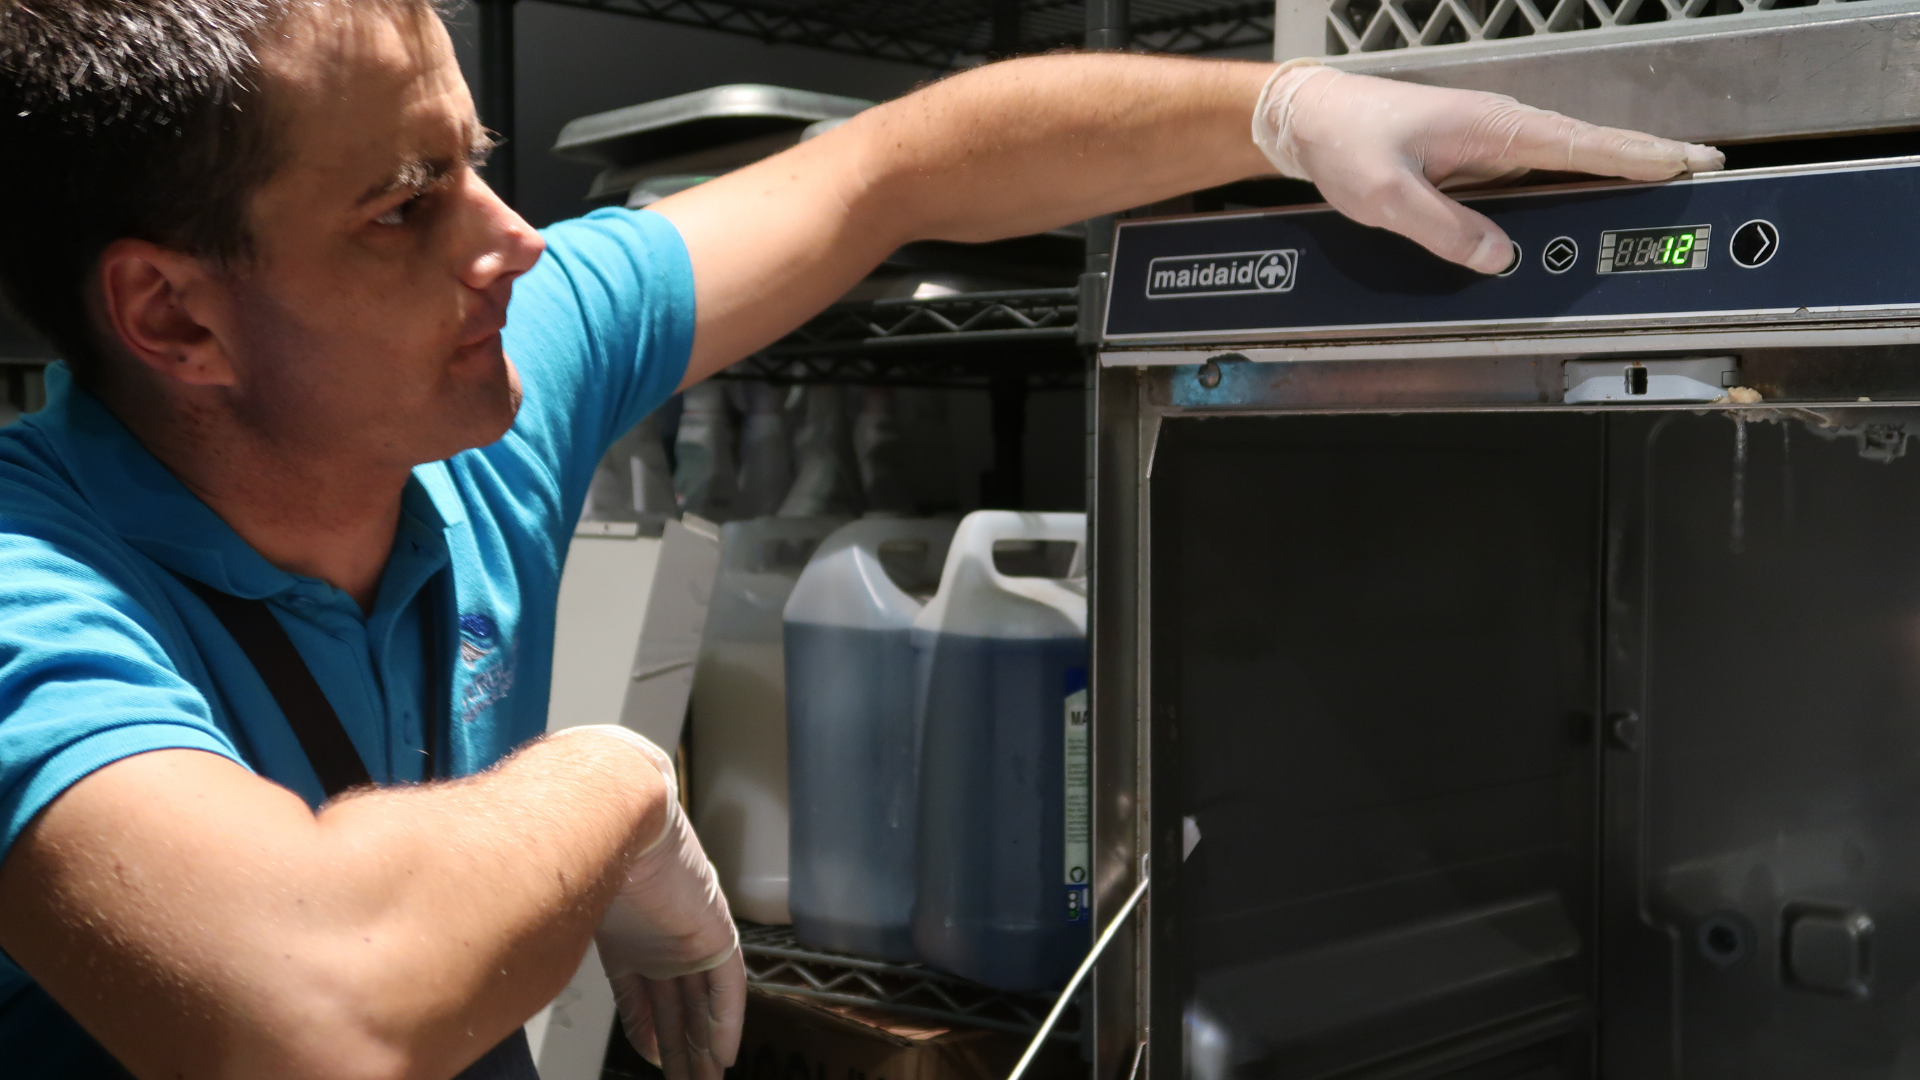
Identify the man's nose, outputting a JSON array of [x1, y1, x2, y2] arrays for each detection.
[[460, 174, 546, 293]]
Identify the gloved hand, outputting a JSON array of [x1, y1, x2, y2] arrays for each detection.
[[1252, 60, 1725, 274], [563, 725, 745, 1080]]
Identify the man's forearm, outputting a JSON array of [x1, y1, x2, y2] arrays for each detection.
[[308, 728, 667, 1073], [0, 729, 666, 1080], [849, 53, 1275, 246]]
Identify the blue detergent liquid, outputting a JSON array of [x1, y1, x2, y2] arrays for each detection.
[[912, 631, 1092, 992], [785, 622, 924, 961]]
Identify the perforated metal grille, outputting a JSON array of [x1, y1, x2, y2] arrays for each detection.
[[1317, 0, 1903, 55]]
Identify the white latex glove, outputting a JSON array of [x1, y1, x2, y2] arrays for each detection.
[[563, 725, 745, 1080], [1252, 59, 1726, 275]]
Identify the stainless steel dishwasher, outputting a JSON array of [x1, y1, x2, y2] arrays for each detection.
[[1087, 9, 1920, 1078]]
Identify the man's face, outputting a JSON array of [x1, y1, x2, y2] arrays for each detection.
[[220, 2, 545, 468]]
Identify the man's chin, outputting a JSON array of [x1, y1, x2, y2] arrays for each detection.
[[427, 350, 521, 461], [492, 353, 524, 440]]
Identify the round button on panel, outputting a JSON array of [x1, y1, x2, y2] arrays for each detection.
[[1497, 242, 1522, 277], [1543, 236, 1579, 275], [1730, 219, 1780, 268]]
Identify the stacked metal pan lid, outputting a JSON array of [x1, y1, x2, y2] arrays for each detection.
[[553, 84, 874, 205]]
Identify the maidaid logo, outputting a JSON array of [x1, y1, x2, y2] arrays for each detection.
[[1146, 249, 1298, 299]]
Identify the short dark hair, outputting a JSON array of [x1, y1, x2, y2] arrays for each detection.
[[0, 0, 443, 381]]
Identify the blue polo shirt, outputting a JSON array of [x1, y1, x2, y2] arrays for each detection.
[[0, 207, 694, 1075]]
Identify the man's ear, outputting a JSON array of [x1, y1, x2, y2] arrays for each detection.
[[95, 239, 238, 387]]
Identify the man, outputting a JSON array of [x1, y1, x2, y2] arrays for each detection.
[[0, 1, 1721, 1078]]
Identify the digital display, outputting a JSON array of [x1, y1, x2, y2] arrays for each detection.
[[1598, 224, 1711, 274]]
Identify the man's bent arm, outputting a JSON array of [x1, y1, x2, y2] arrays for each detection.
[[656, 53, 1277, 384], [0, 731, 667, 1080]]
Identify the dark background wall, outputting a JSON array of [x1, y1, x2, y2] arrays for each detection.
[[0, 310, 52, 364]]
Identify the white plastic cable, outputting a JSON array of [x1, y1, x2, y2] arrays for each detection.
[[1006, 874, 1153, 1080]]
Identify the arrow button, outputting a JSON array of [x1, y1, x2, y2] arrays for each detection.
[[1731, 220, 1779, 268]]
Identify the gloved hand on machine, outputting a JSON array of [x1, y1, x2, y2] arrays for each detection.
[[567, 725, 745, 1080], [1251, 59, 1727, 275]]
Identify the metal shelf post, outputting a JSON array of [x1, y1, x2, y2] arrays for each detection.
[[983, 370, 1029, 509]]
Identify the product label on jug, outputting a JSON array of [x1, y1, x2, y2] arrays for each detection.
[[1064, 668, 1091, 924]]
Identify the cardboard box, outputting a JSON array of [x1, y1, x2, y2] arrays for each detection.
[[725, 990, 1084, 1080]]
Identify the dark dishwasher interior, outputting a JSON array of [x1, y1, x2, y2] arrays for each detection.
[[1150, 409, 1920, 1080]]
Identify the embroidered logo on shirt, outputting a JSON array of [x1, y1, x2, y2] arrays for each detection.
[[456, 612, 515, 725], [458, 612, 497, 665]]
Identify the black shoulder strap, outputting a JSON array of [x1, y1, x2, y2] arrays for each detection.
[[179, 577, 373, 798]]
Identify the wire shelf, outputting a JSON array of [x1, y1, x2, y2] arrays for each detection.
[[739, 922, 1082, 1041], [718, 288, 1086, 389], [533, 0, 1272, 68]]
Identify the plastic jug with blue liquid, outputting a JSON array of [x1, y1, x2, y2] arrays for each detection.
[[784, 515, 957, 961], [911, 511, 1090, 992]]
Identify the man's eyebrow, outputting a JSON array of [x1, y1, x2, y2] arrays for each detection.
[[356, 156, 451, 207], [354, 126, 498, 208], [468, 125, 502, 167]]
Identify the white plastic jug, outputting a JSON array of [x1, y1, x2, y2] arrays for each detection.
[[734, 382, 793, 519], [674, 382, 738, 521], [911, 511, 1090, 992], [779, 386, 864, 519], [690, 515, 846, 925], [784, 516, 958, 961], [852, 388, 912, 514]]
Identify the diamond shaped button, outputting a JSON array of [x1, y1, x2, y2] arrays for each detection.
[[1543, 236, 1579, 275]]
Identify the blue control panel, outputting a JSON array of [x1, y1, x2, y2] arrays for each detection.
[[1102, 157, 1920, 344]]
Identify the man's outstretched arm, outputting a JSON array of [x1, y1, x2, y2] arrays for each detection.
[[655, 52, 1721, 386], [0, 730, 677, 1080]]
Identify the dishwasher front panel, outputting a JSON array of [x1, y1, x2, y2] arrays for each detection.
[[1143, 405, 1920, 1080], [1102, 159, 1920, 351]]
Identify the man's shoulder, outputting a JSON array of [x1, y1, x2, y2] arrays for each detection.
[[511, 207, 691, 327], [0, 419, 165, 607], [0, 419, 114, 542]]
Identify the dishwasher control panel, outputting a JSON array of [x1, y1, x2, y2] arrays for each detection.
[[1102, 157, 1920, 346]]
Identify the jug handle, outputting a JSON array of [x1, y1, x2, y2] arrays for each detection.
[[846, 521, 957, 598], [958, 512, 1085, 589]]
